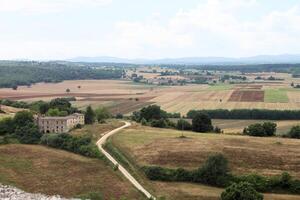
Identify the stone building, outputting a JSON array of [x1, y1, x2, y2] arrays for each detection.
[[36, 113, 84, 133]]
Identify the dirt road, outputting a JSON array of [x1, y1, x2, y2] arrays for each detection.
[[96, 121, 155, 200]]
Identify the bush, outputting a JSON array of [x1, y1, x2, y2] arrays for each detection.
[[116, 113, 123, 119], [243, 122, 277, 137], [151, 119, 167, 128], [221, 182, 264, 200], [41, 133, 101, 158], [14, 122, 41, 144], [176, 119, 192, 131], [287, 126, 300, 139], [0, 117, 15, 136], [95, 107, 111, 123]]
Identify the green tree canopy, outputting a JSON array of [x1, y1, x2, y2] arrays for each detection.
[[221, 182, 264, 200], [192, 112, 213, 132]]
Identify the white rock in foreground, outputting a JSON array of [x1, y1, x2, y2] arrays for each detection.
[[0, 184, 78, 200]]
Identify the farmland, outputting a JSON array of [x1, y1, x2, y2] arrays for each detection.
[[108, 124, 300, 200], [1, 71, 300, 115]]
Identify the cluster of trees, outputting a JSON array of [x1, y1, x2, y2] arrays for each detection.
[[285, 126, 300, 139], [0, 97, 78, 116], [144, 154, 300, 196], [0, 61, 122, 88], [0, 111, 41, 144], [133, 105, 221, 133], [84, 105, 112, 124], [132, 105, 175, 128], [220, 75, 247, 82], [187, 109, 300, 120], [243, 122, 277, 137], [40, 133, 101, 158]]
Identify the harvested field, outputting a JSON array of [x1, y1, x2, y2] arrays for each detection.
[[229, 90, 264, 102], [0, 144, 144, 199]]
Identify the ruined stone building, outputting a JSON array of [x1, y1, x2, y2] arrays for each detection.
[[36, 113, 84, 133]]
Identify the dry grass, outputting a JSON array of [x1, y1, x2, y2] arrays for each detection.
[[0, 144, 144, 199], [70, 120, 124, 142], [212, 119, 300, 134], [112, 125, 300, 178], [110, 124, 300, 200]]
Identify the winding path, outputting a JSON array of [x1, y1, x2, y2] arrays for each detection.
[[96, 121, 155, 200]]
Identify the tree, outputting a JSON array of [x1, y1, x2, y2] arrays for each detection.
[[66, 88, 70, 93], [192, 112, 213, 132], [12, 85, 18, 90], [221, 182, 264, 200], [13, 111, 34, 127], [194, 154, 230, 186], [140, 105, 167, 121], [95, 107, 111, 123], [85, 106, 95, 124], [243, 124, 265, 136], [0, 117, 15, 135], [176, 119, 192, 131], [14, 123, 41, 144], [287, 126, 300, 139], [262, 122, 277, 136]]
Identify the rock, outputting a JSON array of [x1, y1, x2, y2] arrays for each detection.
[[0, 184, 79, 200]]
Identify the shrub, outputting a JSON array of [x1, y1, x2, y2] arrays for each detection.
[[243, 122, 277, 137], [287, 126, 300, 139], [41, 133, 101, 158], [236, 174, 269, 192], [14, 122, 41, 144], [221, 182, 264, 200], [0, 117, 15, 136], [95, 107, 111, 123], [176, 119, 192, 131], [151, 119, 167, 128]]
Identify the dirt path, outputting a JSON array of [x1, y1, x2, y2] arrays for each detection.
[[96, 121, 155, 200]]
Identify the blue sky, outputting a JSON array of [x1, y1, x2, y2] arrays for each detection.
[[1, 0, 300, 60]]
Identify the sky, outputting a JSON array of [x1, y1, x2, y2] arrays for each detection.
[[1, 0, 300, 60]]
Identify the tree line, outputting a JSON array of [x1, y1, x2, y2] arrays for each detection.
[[187, 109, 300, 120], [0, 61, 122, 88], [144, 154, 300, 198]]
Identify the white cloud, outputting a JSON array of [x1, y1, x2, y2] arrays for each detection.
[[109, 0, 300, 58], [0, 0, 112, 13]]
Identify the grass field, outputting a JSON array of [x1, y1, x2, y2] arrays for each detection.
[[108, 124, 300, 200], [0, 144, 144, 199], [264, 89, 289, 103]]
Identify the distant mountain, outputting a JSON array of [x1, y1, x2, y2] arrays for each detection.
[[69, 54, 300, 65]]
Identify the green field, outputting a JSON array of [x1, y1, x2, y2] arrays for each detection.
[[264, 89, 289, 103]]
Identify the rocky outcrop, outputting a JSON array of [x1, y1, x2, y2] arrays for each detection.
[[0, 184, 78, 200]]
